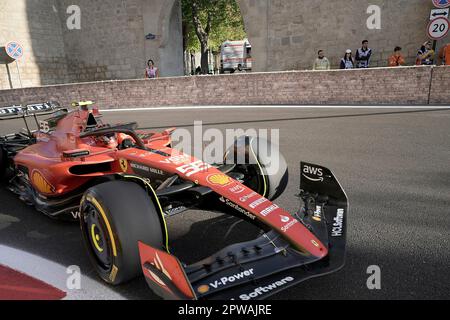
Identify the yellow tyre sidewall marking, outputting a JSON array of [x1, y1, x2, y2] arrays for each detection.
[[122, 175, 170, 253], [91, 224, 104, 253], [249, 137, 268, 197], [86, 195, 117, 257]]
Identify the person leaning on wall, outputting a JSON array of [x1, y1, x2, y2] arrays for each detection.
[[145, 59, 159, 79], [437, 42, 450, 66], [340, 49, 355, 69], [355, 40, 372, 68], [416, 41, 435, 66], [312, 50, 331, 70], [388, 46, 406, 67]]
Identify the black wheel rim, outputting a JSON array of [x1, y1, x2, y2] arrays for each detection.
[[83, 203, 113, 272]]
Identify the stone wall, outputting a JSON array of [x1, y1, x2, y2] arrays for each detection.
[[1, 0, 448, 90], [241, 0, 449, 72], [0, 0, 69, 89], [0, 0, 184, 89], [429, 66, 450, 105], [56, 0, 146, 83], [1, 66, 448, 108]]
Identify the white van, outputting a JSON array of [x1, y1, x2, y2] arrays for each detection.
[[220, 39, 252, 73]]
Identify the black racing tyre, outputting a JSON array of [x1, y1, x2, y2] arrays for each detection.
[[80, 181, 164, 285], [225, 136, 289, 202], [0, 147, 6, 180]]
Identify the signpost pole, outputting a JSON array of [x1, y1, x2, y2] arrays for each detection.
[[15, 60, 23, 88]]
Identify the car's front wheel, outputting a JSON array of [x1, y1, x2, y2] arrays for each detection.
[[80, 181, 164, 285]]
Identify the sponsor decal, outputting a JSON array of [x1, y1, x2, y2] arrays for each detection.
[[197, 285, 210, 294], [165, 206, 187, 216], [130, 162, 165, 176], [260, 204, 279, 217], [331, 209, 344, 237], [281, 219, 298, 233], [302, 165, 324, 182], [311, 240, 320, 247], [207, 269, 255, 290], [220, 197, 256, 220], [177, 160, 211, 177], [207, 173, 233, 186], [119, 158, 128, 173], [27, 102, 54, 112], [160, 154, 191, 165], [239, 276, 295, 300], [280, 215, 290, 223], [31, 170, 55, 194], [109, 265, 119, 283], [313, 205, 322, 222], [0, 105, 22, 115], [71, 211, 80, 220], [229, 184, 246, 194], [249, 197, 268, 209], [239, 192, 257, 203]]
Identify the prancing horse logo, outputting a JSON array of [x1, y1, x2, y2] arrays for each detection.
[[119, 158, 128, 172]]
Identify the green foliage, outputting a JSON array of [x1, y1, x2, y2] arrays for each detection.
[[182, 0, 247, 52]]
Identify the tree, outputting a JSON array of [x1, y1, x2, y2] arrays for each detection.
[[182, 0, 246, 74]]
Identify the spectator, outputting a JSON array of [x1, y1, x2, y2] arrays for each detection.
[[388, 46, 406, 67], [313, 50, 331, 70], [416, 41, 435, 66], [340, 49, 355, 69], [355, 40, 372, 68], [437, 43, 450, 66], [145, 59, 159, 79]]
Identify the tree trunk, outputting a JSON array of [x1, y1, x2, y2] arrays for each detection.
[[200, 42, 209, 74], [191, 1, 211, 74]]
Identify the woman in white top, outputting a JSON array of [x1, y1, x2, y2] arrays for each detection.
[[340, 49, 355, 69], [145, 59, 159, 79]]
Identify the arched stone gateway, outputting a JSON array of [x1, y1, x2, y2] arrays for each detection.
[[141, 0, 183, 77], [0, 0, 447, 89]]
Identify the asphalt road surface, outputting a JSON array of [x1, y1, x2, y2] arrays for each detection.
[[0, 106, 449, 300]]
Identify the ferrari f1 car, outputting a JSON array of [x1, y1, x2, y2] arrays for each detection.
[[0, 101, 348, 300]]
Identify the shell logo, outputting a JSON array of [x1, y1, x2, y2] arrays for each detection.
[[31, 170, 55, 194], [207, 174, 232, 186], [197, 285, 210, 294]]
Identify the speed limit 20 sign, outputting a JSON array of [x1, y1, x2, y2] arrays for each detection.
[[427, 17, 449, 40]]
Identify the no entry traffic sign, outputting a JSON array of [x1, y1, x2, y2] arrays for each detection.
[[432, 0, 450, 9], [5, 41, 23, 60], [427, 17, 450, 40]]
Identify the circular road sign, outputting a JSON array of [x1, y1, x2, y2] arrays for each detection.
[[427, 17, 450, 40], [5, 41, 24, 60], [432, 0, 450, 9]]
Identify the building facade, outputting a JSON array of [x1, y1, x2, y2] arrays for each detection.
[[0, 0, 448, 90]]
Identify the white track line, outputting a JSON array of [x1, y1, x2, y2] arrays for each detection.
[[0, 245, 126, 300], [100, 105, 450, 112]]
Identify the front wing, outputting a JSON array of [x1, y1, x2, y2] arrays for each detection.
[[138, 162, 348, 300]]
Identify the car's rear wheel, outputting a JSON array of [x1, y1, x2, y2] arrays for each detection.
[[0, 147, 6, 181], [80, 181, 164, 285]]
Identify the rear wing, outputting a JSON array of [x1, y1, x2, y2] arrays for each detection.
[[0, 101, 63, 120]]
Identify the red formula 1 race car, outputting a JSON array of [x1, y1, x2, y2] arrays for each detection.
[[0, 101, 348, 300]]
